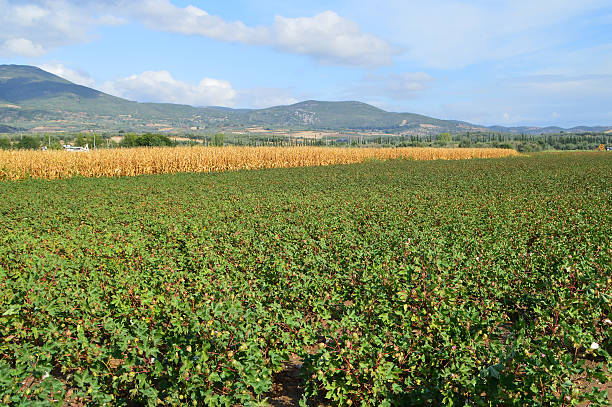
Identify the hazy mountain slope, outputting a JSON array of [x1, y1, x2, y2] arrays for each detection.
[[0, 65, 609, 134], [241, 100, 470, 130], [0, 65, 484, 132], [0, 124, 19, 133], [0, 65, 206, 117]]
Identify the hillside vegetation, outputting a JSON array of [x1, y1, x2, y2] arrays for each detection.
[[3, 65, 609, 135]]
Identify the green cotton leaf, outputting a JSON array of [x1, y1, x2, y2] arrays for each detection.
[[1, 151, 610, 406], [2, 305, 20, 316], [76, 325, 88, 346]]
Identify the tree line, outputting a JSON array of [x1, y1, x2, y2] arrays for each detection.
[[0, 131, 610, 151]]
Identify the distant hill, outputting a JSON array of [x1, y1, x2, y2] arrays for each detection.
[[0, 65, 216, 126], [0, 65, 102, 102], [0, 65, 610, 134], [0, 65, 480, 133], [0, 124, 19, 133], [488, 125, 612, 135], [236, 100, 482, 131]]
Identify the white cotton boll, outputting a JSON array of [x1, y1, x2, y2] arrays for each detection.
[[604, 319, 612, 326], [590, 342, 599, 350]]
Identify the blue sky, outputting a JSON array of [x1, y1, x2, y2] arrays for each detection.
[[1, 0, 611, 127]]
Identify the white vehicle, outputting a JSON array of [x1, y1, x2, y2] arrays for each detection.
[[63, 144, 89, 152]]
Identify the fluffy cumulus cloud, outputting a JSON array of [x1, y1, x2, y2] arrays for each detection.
[[101, 71, 237, 107], [39, 63, 96, 87], [129, 1, 395, 66], [3, 38, 45, 57], [0, 0, 97, 57], [270, 11, 394, 66], [131, 0, 269, 43], [37, 62, 296, 108], [0, 0, 395, 66]]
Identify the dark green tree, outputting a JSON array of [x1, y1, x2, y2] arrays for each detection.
[[16, 136, 40, 150], [74, 134, 87, 147], [458, 137, 472, 148], [119, 134, 138, 148], [120, 133, 174, 148], [135, 133, 174, 147], [213, 133, 225, 147], [0, 136, 10, 149], [438, 133, 452, 144]]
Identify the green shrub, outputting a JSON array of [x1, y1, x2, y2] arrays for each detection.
[[0, 136, 10, 150]]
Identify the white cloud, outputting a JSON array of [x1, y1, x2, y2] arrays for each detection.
[[1, 0, 609, 72], [0, 0, 395, 66], [14, 4, 49, 25], [129, 1, 395, 66], [131, 0, 269, 43], [36, 63, 296, 108], [270, 11, 395, 66], [0, 0, 98, 57], [101, 70, 237, 107], [39, 63, 96, 87], [3, 38, 45, 57]]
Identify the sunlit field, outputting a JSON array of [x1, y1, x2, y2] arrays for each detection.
[[0, 146, 518, 180], [0, 152, 609, 405]]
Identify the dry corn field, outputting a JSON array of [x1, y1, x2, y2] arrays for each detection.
[[0, 146, 519, 180]]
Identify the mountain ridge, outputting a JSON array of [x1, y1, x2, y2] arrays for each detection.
[[0, 65, 609, 135]]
